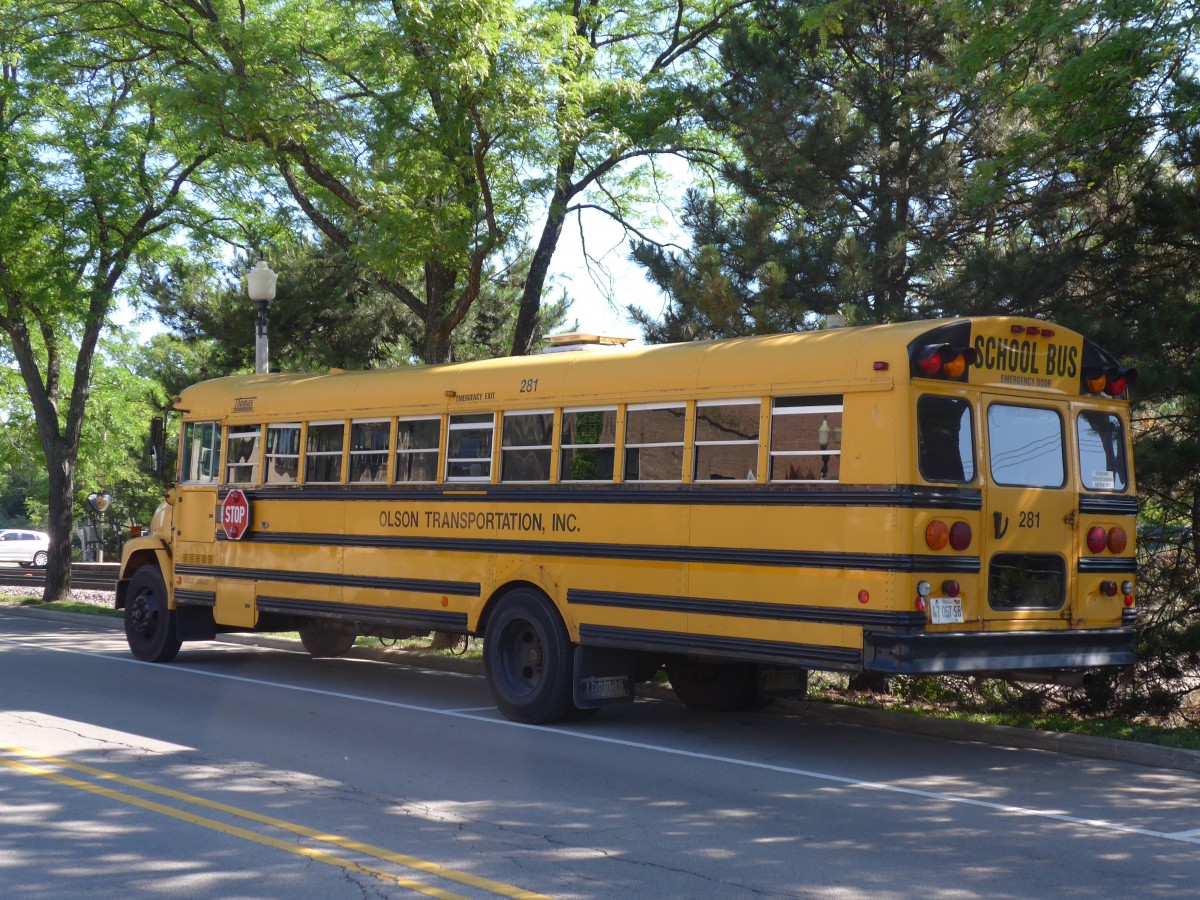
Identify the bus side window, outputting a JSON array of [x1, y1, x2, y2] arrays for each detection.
[[447, 414, 494, 481], [225, 426, 262, 485], [769, 396, 843, 482], [560, 408, 616, 481], [501, 411, 553, 483], [624, 404, 685, 482], [917, 395, 975, 483], [694, 400, 760, 481], [265, 424, 301, 485], [350, 420, 391, 484], [181, 421, 221, 484], [396, 417, 440, 483], [305, 422, 345, 484]]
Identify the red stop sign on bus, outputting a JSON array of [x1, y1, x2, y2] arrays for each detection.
[[221, 489, 252, 541]]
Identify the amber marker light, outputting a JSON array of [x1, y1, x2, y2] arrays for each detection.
[[926, 520, 949, 551]]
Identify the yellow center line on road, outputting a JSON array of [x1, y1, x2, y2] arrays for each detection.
[[0, 744, 551, 900]]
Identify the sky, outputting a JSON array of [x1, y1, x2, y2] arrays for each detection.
[[545, 204, 673, 342]]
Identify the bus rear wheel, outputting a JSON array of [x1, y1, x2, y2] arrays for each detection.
[[298, 625, 356, 658], [124, 566, 181, 663], [666, 659, 761, 712], [484, 588, 574, 725]]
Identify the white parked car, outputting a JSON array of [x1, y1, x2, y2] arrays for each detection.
[[0, 529, 50, 567]]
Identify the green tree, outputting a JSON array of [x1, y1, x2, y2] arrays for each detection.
[[110, 0, 740, 363], [633, 0, 1193, 336], [147, 239, 572, 373], [0, 4, 221, 599]]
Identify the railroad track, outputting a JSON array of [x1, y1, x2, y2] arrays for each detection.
[[0, 562, 119, 592]]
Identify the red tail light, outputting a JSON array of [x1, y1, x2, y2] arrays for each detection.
[[917, 349, 944, 377], [1107, 526, 1128, 554], [1086, 526, 1108, 554], [1100, 580, 1118, 597], [948, 521, 972, 551], [942, 580, 960, 597]]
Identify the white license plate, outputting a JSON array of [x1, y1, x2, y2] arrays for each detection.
[[929, 597, 963, 625]]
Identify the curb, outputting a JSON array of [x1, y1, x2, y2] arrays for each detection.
[[6, 605, 1199, 774]]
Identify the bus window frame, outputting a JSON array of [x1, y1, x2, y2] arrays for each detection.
[[916, 394, 977, 485], [180, 421, 222, 485], [986, 402, 1067, 489], [349, 418, 392, 485], [624, 402, 687, 483], [225, 424, 263, 486], [560, 406, 618, 483], [1076, 410, 1128, 493], [305, 419, 347, 485], [395, 415, 442, 484], [768, 397, 844, 484], [693, 398, 762, 483], [500, 409, 555, 484], [446, 412, 496, 483], [264, 422, 302, 486]]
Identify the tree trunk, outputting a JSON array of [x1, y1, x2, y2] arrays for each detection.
[[1192, 487, 1199, 563], [511, 155, 578, 357], [42, 447, 75, 604]]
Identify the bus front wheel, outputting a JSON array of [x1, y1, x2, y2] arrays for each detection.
[[124, 566, 182, 663], [666, 659, 761, 712], [298, 625, 356, 658], [484, 588, 574, 725]]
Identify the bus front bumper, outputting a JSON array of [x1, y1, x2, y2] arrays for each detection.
[[864, 627, 1138, 675]]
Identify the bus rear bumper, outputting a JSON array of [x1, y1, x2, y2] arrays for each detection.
[[864, 627, 1138, 675]]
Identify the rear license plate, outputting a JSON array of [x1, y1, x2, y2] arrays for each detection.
[[929, 597, 963, 625]]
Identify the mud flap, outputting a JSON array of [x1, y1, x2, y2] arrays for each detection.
[[176, 604, 216, 642], [573, 645, 636, 709]]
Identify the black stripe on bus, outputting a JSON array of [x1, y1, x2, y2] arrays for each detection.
[[1077, 557, 1138, 574], [567, 589, 926, 628], [217, 532, 982, 574], [1078, 494, 1138, 516], [579, 624, 863, 670], [255, 596, 467, 632], [174, 564, 481, 597], [1122, 608, 1137, 627], [223, 483, 983, 511], [175, 590, 215, 607]]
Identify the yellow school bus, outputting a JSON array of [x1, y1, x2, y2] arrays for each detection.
[[117, 317, 1139, 723]]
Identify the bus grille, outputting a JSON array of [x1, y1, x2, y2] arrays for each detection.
[[988, 554, 1065, 611]]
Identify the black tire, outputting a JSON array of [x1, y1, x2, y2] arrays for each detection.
[[666, 659, 760, 712], [483, 588, 574, 724], [299, 625, 356, 658], [124, 566, 181, 663], [32, 551, 48, 568]]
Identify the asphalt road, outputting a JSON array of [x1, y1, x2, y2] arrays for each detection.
[[2, 610, 1198, 899]]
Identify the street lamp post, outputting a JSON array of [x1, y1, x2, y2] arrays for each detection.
[[87, 492, 112, 562], [246, 260, 278, 375]]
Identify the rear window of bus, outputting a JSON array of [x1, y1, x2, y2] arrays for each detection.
[[1077, 411, 1128, 492], [987, 404, 1065, 488], [917, 396, 975, 483]]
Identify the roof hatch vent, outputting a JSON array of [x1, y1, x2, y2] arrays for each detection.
[[541, 333, 633, 354]]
